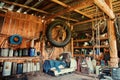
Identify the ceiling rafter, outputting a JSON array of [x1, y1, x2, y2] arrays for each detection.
[[46, 0, 94, 21], [17, 0, 33, 12], [25, 1, 43, 12], [0, 0, 48, 14], [0, 0, 78, 22], [73, 12, 120, 26], [51, 0, 93, 19], [41, 3, 55, 10]]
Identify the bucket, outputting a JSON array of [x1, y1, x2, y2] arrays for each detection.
[[2, 62, 12, 76], [29, 48, 35, 57]]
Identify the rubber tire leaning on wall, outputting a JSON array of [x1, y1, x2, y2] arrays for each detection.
[[46, 20, 71, 47]]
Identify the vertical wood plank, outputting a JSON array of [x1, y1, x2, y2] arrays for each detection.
[[1, 12, 11, 34]]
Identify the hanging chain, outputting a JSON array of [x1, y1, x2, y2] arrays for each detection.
[[95, 6, 100, 55]]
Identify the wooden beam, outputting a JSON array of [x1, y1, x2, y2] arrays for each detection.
[[73, 12, 120, 26], [51, 0, 92, 18], [25, 1, 43, 12], [73, 17, 104, 26], [58, 15, 79, 22], [0, 0, 48, 14], [17, 0, 33, 12], [42, 3, 55, 10], [106, 0, 118, 67], [46, 0, 94, 21], [74, 10, 92, 18], [94, 0, 115, 19], [0, 0, 78, 22]]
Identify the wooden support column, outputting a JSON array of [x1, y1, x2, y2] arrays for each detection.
[[106, 0, 118, 67], [71, 25, 73, 57]]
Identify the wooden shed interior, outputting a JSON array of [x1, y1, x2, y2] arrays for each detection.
[[0, 0, 120, 79]]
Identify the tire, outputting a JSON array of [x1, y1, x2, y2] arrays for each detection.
[[46, 20, 71, 47]]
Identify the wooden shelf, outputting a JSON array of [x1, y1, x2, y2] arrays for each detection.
[[97, 37, 108, 40], [74, 46, 93, 49], [73, 38, 90, 42], [95, 45, 109, 48], [74, 45, 109, 49], [0, 57, 40, 63], [73, 37, 108, 43]]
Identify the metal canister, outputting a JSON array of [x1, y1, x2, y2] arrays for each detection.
[[17, 63, 23, 74], [1, 48, 9, 57], [22, 48, 28, 56], [18, 49, 22, 57], [29, 48, 35, 57]]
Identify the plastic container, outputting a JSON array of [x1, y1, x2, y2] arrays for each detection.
[[2, 62, 12, 76]]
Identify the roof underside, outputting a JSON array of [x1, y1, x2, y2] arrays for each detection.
[[0, 0, 120, 32]]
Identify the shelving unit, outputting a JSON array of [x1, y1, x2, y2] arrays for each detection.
[[73, 36, 109, 57]]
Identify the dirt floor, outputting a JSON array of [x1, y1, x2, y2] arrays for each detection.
[[27, 72, 99, 80]]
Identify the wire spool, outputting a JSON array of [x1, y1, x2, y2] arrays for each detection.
[[9, 34, 22, 45]]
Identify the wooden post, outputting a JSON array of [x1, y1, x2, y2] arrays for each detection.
[[71, 25, 73, 57], [106, 0, 118, 67]]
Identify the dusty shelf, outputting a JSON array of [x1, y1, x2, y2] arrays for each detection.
[[0, 57, 40, 63]]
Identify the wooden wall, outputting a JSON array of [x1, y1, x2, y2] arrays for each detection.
[[0, 11, 71, 60], [1, 11, 42, 38]]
